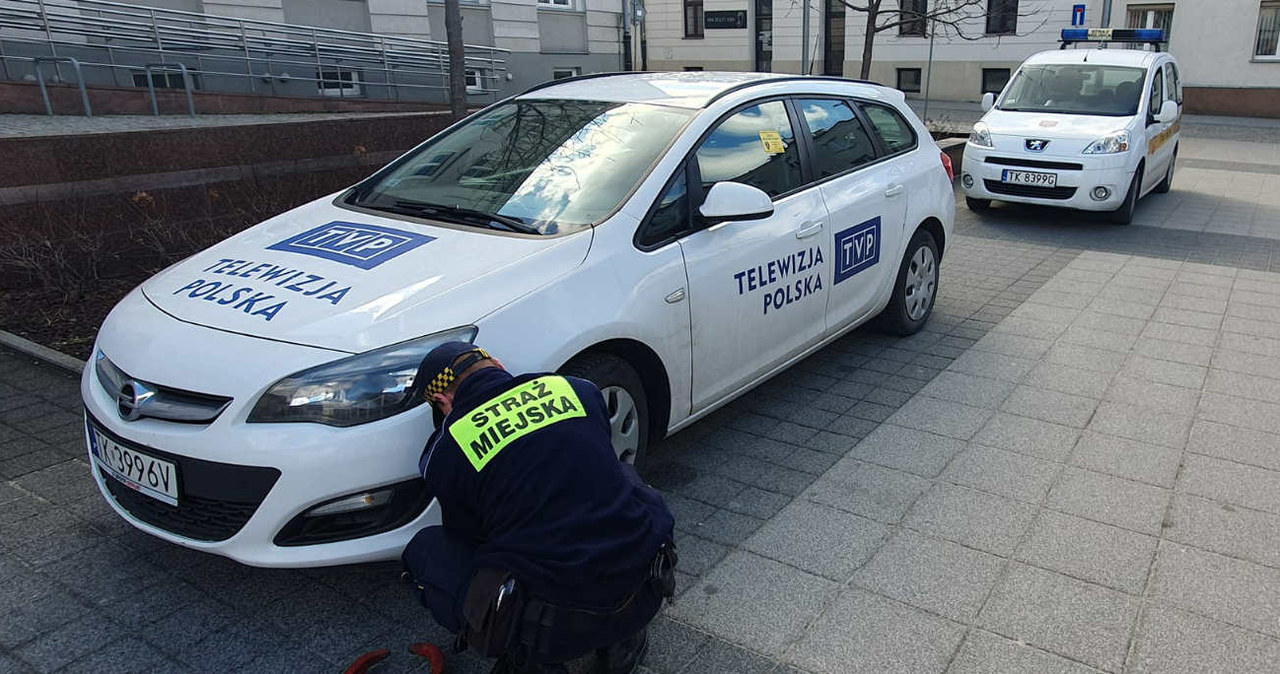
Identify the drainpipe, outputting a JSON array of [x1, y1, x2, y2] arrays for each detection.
[[622, 0, 633, 70], [1101, 0, 1112, 27], [801, 0, 810, 74]]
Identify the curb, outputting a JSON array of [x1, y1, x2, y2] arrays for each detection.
[[0, 330, 86, 374]]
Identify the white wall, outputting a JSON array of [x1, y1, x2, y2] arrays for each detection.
[[1114, 0, 1280, 89]]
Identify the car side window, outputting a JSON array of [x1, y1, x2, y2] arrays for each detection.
[[798, 99, 878, 179], [1148, 68, 1164, 118], [637, 167, 691, 248], [860, 103, 917, 155], [1164, 63, 1182, 105], [695, 100, 802, 199]]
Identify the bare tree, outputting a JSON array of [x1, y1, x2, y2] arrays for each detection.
[[445, 0, 467, 120], [837, 0, 1045, 79]]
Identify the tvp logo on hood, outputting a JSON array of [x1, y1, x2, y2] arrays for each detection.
[[268, 222, 435, 270]]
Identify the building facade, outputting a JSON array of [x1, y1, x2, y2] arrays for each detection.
[[643, 0, 1280, 116]]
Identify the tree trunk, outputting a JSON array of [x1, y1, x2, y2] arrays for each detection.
[[859, 4, 877, 79], [445, 0, 467, 121]]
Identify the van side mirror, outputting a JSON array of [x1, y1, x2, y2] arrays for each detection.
[[1154, 99, 1179, 124], [698, 182, 774, 221], [981, 92, 995, 112]]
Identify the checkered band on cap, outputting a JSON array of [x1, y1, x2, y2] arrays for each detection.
[[422, 347, 490, 399], [424, 369, 456, 398]]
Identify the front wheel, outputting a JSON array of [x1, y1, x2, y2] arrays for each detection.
[[965, 197, 991, 212], [1154, 150, 1176, 194], [1111, 167, 1143, 225], [560, 353, 649, 466], [877, 228, 940, 336]]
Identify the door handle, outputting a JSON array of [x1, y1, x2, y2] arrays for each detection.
[[884, 184, 905, 198], [795, 221, 824, 239]]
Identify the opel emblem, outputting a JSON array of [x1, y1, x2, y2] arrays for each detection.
[[116, 380, 155, 422], [1025, 139, 1050, 152]]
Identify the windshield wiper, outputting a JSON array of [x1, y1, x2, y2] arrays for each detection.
[[370, 199, 541, 235]]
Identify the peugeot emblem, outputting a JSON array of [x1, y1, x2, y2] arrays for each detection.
[[1025, 138, 1050, 152], [116, 380, 155, 422]]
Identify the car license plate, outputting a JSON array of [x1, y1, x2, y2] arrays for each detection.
[[88, 425, 179, 506], [1002, 169, 1058, 187]]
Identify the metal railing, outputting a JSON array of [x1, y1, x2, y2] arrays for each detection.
[[0, 0, 510, 114]]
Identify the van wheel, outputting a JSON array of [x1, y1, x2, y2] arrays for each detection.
[[1154, 149, 1176, 194], [560, 353, 649, 466], [877, 228, 939, 336], [965, 197, 991, 212], [1111, 167, 1143, 225]]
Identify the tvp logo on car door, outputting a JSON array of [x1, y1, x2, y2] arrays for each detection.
[[269, 222, 435, 270], [834, 217, 880, 284]]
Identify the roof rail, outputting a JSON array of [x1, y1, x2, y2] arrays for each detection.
[[518, 71, 643, 97], [705, 75, 886, 106]]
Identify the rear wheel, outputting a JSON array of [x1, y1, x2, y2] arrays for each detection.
[[1111, 167, 1143, 225], [965, 197, 991, 212], [560, 353, 649, 466], [1154, 149, 1176, 194], [877, 228, 940, 336]]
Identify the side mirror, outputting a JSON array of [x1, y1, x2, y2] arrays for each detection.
[[698, 182, 774, 221], [1154, 99, 1179, 124], [981, 92, 995, 112]]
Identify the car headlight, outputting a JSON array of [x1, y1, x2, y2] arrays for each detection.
[[1083, 130, 1131, 154], [247, 326, 478, 427], [968, 122, 994, 149]]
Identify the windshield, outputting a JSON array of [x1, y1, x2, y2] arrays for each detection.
[[998, 64, 1147, 116], [348, 99, 693, 234]]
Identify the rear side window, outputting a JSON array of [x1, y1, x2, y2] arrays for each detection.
[[695, 100, 803, 198], [860, 103, 917, 155], [1164, 62, 1182, 104], [798, 99, 878, 178], [1148, 68, 1164, 115]]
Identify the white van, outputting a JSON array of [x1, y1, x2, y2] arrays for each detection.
[[960, 29, 1182, 224]]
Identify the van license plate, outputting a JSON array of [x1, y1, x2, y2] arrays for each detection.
[[89, 427, 179, 506], [1002, 169, 1057, 187]]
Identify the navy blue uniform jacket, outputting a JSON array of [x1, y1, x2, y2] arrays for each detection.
[[417, 367, 674, 611]]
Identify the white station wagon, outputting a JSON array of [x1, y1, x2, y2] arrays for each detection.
[[83, 72, 955, 567]]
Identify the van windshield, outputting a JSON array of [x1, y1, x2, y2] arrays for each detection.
[[347, 99, 693, 235], [998, 64, 1147, 116]]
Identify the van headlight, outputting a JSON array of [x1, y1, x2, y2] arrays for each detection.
[[1083, 130, 1131, 154], [968, 122, 995, 149], [247, 326, 477, 427]]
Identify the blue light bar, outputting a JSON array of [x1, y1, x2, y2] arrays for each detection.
[[1060, 28, 1166, 43]]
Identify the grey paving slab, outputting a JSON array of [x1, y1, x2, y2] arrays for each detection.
[[803, 460, 929, 524], [883, 397, 993, 441], [1167, 494, 1280, 569], [642, 616, 711, 674], [946, 349, 1037, 382], [1151, 541, 1280, 638], [1015, 510, 1158, 594], [1057, 324, 1141, 354], [786, 588, 965, 674], [917, 371, 1017, 409], [1047, 468, 1172, 536], [1070, 431, 1183, 488], [1128, 605, 1280, 674], [668, 551, 837, 654], [846, 425, 966, 478], [679, 639, 777, 674], [1086, 402, 1192, 449], [977, 563, 1139, 673], [743, 500, 888, 581], [1118, 355, 1207, 389], [972, 412, 1081, 462], [1104, 376, 1201, 417], [852, 530, 1004, 622], [947, 629, 1101, 674], [1186, 419, 1280, 472], [1021, 362, 1114, 399], [904, 484, 1037, 556], [1000, 385, 1099, 429], [941, 444, 1061, 503], [1045, 343, 1129, 375], [1177, 453, 1280, 515]]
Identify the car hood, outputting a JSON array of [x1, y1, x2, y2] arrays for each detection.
[[981, 109, 1134, 140], [141, 196, 592, 354]]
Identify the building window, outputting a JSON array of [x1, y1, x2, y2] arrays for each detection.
[[900, 0, 927, 37], [465, 68, 488, 94], [317, 69, 361, 97], [684, 0, 704, 38], [1258, 1, 1280, 57], [552, 67, 581, 79], [896, 68, 922, 92], [684, 66, 704, 71], [981, 68, 1010, 95], [986, 0, 1017, 35], [1126, 4, 1173, 48], [537, 0, 572, 7]]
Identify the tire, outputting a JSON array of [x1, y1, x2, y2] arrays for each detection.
[[1111, 166, 1143, 225], [965, 197, 991, 212], [1154, 149, 1176, 194], [560, 353, 650, 466], [877, 228, 940, 336]]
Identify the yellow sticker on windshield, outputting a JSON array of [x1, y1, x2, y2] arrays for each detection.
[[759, 131, 786, 154]]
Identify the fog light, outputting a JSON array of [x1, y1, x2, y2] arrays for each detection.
[[962, 173, 974, 188], [1091, 186, 1111, 201], [304, 489, 393, 517]]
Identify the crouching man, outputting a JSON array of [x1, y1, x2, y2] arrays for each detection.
[[402, 342, 677, 674]]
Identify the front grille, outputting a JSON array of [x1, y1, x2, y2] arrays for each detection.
[[89, 413, 279, 542], [985, 156, 1084, 171], [96, 352, 232, 424], [984, 180, 1078, 200]]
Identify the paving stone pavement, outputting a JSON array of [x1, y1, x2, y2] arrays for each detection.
[[6, 231, 1280, 672]]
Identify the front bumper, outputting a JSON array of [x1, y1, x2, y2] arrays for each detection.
[[960, 144, 1134, 212]]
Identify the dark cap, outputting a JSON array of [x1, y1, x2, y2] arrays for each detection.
[[417, 342, 491, 400]]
